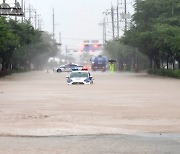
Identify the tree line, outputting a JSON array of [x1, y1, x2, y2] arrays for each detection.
[[104, 41, 149, 71], [104, 0, 180, 71], [0, 17, 58, 73], [122, 0, 180, 69]]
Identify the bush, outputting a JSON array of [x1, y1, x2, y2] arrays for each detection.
[[0, 67, 30, 78], [0, 70, 12, 77], [147, 69, 180, 79], [16, 66, 29, 72]]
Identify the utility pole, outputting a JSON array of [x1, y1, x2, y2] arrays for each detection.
[[52, 8, 55, 41], [124, 0, 127, 31], [34, 10, 37, 29], [23, 0, 25, 21], [111, 4, 115, 39], [15, 0, 17, 21], [59, 33, 62, 54], [21, 0, 23, 22], [59, 33, 61, 45], [65, 45, 68, 63], [103, 17, 107, 44], [28, 3, 32, 22], [99, 17, 107, 44], [37, 15, 42, 30], [117, 0, 119, 38]]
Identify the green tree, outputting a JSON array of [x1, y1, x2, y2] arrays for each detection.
[[104, 40, 148, 71], [0, 17, 58, 73], [0, 17, 18, 71], [123, 0, 180, 69]]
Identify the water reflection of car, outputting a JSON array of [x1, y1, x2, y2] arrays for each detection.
[[53, 64, 83, 73], [66, 69, 93, 85]]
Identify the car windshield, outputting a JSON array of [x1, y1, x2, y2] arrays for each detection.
[[70, 64, 78, 67], [65, 64, 77, 68], [70, 72, 88, 78]]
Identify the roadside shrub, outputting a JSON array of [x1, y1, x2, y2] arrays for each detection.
[[0, 67, 30, 78], [0, 70, 12, 77], [147, 69, 180, 79], [16, 66, 29, 72]]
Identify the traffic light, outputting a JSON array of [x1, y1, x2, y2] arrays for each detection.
[[92, 43, 102, 50], [92, 43, 99, 49], [81, 40, 102, 52]]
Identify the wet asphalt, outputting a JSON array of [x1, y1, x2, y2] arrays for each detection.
[[0, 133, 180, 154], [0, 71, 180, 153]]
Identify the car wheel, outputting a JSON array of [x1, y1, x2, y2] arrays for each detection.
[[57, 69, 62, 73]]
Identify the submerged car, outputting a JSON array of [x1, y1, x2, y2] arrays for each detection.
[[66, 69, 93, 85], [53, 64, 83, 72]]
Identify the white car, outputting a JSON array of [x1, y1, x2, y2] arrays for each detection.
[[53, 64, 83, 73], [66, 70, 93, 85]]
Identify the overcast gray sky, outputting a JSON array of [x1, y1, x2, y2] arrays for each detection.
[[2, 0, 135, 50]]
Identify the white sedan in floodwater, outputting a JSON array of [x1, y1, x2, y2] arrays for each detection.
[[66, 69, 93, 85], [53, 64, 83, 73]]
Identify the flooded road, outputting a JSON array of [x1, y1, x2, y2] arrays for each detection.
[[0, 71, 180, 153]]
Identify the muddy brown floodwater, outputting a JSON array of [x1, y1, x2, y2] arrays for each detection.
[[0, 71, 180, 153]]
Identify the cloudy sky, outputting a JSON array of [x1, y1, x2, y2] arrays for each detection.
[[2, 0, 135, 50]]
